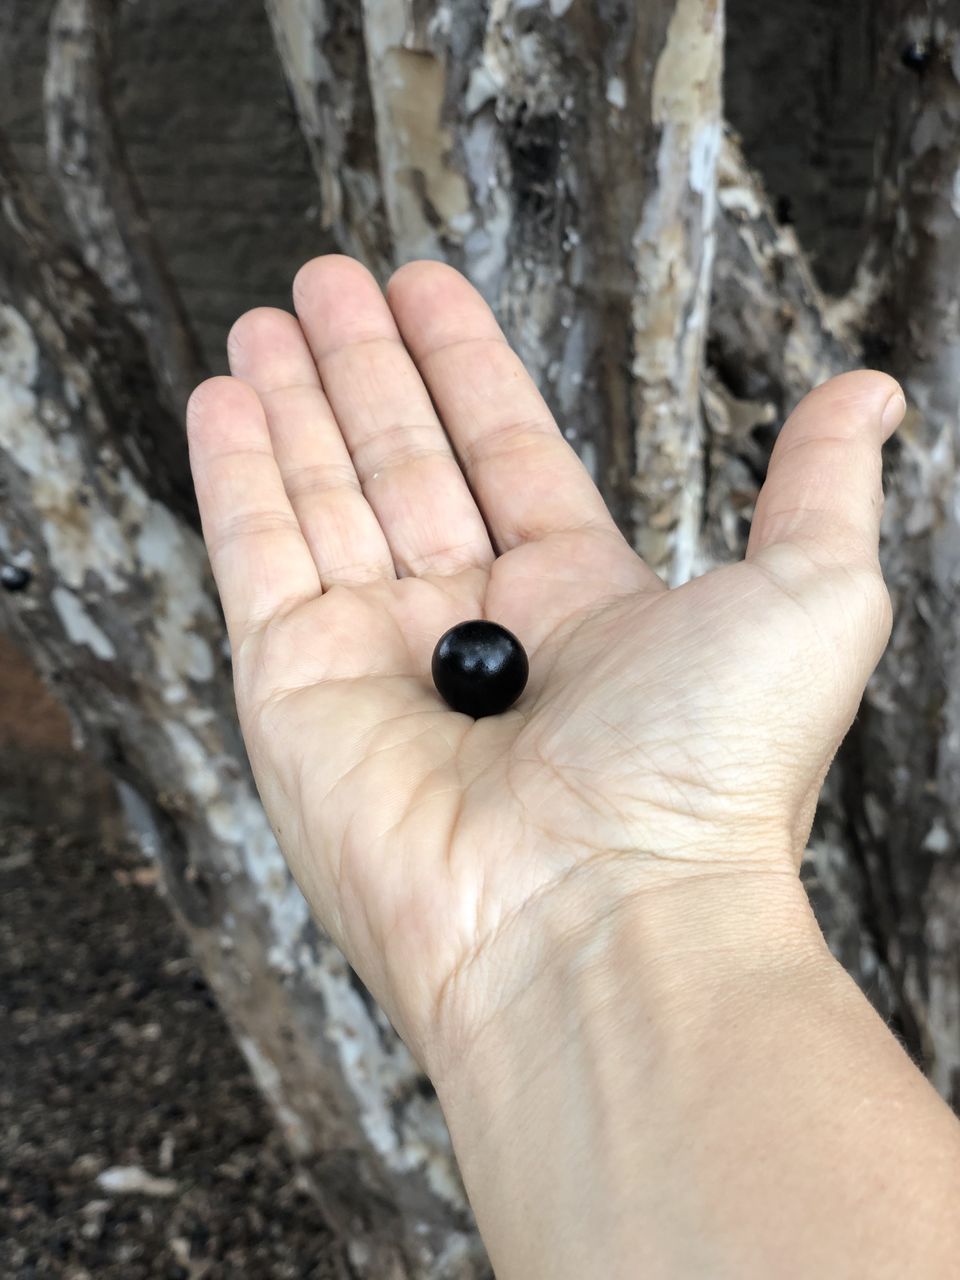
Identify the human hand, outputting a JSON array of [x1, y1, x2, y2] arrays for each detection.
[[186, 256, 904, 1076]]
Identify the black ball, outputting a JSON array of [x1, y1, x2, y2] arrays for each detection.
[[431, 620, 529, 719], [1, 564, 31, 593], [901, 41, 933, 72]]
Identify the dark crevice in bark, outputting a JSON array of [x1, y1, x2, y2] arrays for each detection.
[[844, 0, 960, 1099], [1, 130, 477, 1278], [698, 378, 717, 542], [45, 0, 208, 422], [835, 730, 928, 1065], [266, 0, 393, 279], [5, 2, 960, 1269], [0, 131, 198, 530]]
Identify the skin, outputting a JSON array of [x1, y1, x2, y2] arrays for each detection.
[[187, 256, 960, 1278]]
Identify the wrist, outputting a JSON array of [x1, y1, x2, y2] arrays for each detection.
[[433, 864, 960, 1280], [429, 858, 828, 1094], [432, 864, 836, 1278]]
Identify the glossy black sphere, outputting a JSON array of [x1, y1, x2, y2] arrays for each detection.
[[431, 620, 528, 719]]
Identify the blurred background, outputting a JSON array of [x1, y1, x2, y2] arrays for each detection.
[[3, 1, 951, 1276]]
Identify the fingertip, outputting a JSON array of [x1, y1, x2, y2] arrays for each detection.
[[186, 375, 260, 444], [386, 258, 468, 304], [293, 254, 379, 308], [777, 370, 904, 455], [880, 384, 907, 441], [388, 260, 506, 351], [227, 306, 298, 366], [293, 255, 400, 355], [226, 306, 320, 393], [186, 374, 231, 431], [827, 369, 906, 442]]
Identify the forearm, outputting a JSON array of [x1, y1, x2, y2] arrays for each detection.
[[435, 870, 960, 1279]]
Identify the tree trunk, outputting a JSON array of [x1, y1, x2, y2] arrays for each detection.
[[0, 137, 485, 1279], [44, 0, 207, 421], [839, 0, 960, 1098], [265, 0, 393, 279], [3, 0, 960, 1272]]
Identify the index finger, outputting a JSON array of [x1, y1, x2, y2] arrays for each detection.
[[186, 376, 321, 644]]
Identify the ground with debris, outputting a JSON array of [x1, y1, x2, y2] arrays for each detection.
[[0, 635, 340, 1279]]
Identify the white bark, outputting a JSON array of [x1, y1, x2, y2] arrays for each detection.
[[266, 0, 393, 278], [0, 137, 487, 1279], [44, 0, 206, 420], [3, 7, 959, 1272], [356, 0, 725, 580], [629, 0, 723, 581]]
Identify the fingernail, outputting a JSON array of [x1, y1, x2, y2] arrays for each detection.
[[881, 389, 907, 436]]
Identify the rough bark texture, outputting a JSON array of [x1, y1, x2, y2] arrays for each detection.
[[0, 138, 486, 1279], [351, 0, 723, 578], [843, 0, 960, 1099], [708, 11, 960, 1095], [265, 0, 393, 278], [3, 0, 960, 1272], [711, 133, 854, 410], [44, 0, 207, 420]]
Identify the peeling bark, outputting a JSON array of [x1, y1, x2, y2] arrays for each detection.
[[264, 3, 847, 579], [0, 136, 488, 1278], [706, 5, 960, 1100], [0, 133, 196, 526], [710, 132, 853, 411], [4, 0, 960, 1268], [843, 1, 960, 1102], [44, 0, 206, 420], [265, 0, 394, 279], [703, 117, 960, 1077], [357, 0, 724, 578], [702, 131, 855, 564], [628, 0, 723, 580]]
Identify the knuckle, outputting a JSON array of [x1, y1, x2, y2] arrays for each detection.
[[847, 564, 893, 641]]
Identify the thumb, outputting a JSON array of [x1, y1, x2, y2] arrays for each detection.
[[746, 370, 905, 570]]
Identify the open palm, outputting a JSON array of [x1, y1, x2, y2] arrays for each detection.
[[187, 257, 901, 1072]]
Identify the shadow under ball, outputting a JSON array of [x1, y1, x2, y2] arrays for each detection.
[[432, 621, 529, 719]]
